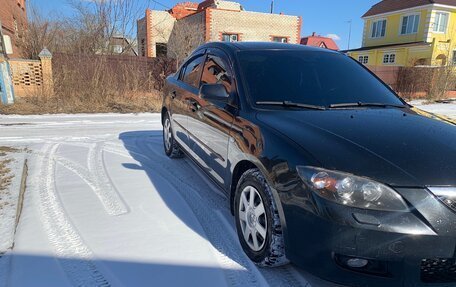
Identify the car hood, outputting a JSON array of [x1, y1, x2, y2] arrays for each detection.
[[256, 107, 456, 187]]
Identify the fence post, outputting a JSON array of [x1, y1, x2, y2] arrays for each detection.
[[38, 48, 53, 96]]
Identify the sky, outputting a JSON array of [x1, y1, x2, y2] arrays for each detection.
[[29, 0, 380, 50]]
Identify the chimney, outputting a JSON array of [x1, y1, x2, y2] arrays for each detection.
[[312, 32, 316, 36]]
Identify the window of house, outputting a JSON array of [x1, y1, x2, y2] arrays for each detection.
[[358, 56, 369, 64], [383, 53, 396, 64], [222, 34, 239, 42], [201, 55, 232, 94], [371, 19, 387, 38], [141, 39, 145, 57], [433, 12, 449, 33], [272, 37, 288, 43], [401, 14, 420, 35], [453, 50, 456, 65], [181, 55, 205, 88]]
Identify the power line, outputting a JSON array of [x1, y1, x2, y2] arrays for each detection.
[[149, 0, 171, 9]]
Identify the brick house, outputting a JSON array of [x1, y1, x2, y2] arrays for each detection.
[[301, 32, 339, 50], [137, 0, 302, 58], [0, 0, 27, 58]]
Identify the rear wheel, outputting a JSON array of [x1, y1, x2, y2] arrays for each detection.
[[234, 168, 288, 267], [163, 114, 183, 158]]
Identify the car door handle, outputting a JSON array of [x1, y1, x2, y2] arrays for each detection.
[[171, 91, 177, 99]]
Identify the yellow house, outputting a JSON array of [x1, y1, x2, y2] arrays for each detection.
[[347, 0, 456, 67]]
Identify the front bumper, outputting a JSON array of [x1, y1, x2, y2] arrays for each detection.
[[280, 187, 456, 287]]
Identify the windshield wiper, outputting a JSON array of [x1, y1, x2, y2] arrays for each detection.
[[329, 102, 407, 109], [256, 101, 326, 110]]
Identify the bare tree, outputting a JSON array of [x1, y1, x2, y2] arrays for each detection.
[[19, 7, 64, 59], [167, 19, 205, 68], [22, 0, 148, 57]]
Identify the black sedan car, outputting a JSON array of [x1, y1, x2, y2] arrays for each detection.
[[161, 42, 456, 287]]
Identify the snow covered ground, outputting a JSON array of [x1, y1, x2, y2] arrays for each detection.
[[0, 114, 323, 287], [0, 102, 453, 287]]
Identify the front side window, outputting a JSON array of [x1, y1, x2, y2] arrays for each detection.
[[222, 34, 239, 42], [181, 55, 205, 88], [453, 50, 456, 65], [401, 14, 420, 35], [272, 37, 288, 43], [238, 51, 403, 107], [371, 19, 387, 38], [383, 53, 396, 64], [201, 54, 232, 93], [433, 12, 449, 33]]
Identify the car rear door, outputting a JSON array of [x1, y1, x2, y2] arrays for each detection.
[[186, 49, 237, 187], [169, 53, 206, 151]]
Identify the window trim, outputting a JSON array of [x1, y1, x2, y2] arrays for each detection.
[[370, 19, 387, 39], [433, 11, 450, 34], [399, 13, 420, 35]]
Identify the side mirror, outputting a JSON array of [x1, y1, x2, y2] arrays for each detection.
[[200, 83, 229, 103]]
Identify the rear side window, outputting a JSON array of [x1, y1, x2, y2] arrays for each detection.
[[201, 55, 232, 93], [181, 55, 205, 88]]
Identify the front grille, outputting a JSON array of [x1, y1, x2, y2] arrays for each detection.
[[428, 187, 456, 213], [421, 258, 456, 283]]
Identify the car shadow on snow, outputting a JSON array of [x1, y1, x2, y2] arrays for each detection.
[[2, 253, 245, 286], [118, 130, 260, 280]]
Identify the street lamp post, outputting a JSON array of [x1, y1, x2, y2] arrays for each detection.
[[347, 20, 352, 50]]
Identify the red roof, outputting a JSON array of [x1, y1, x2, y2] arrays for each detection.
[[300, 33, 339, 51], [363, 0, 456, 17]]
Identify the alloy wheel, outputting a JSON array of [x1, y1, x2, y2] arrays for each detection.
[[238, 186, 268, 252], [163, 118, 172, 151]]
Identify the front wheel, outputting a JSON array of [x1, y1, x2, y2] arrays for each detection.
[[163, 113, 183, 158], [234, 168, 289, 267]]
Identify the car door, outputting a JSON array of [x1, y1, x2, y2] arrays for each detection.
[[169, 53, 206, 151], [186, 49, 237, 187]]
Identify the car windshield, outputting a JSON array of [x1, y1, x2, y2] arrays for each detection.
[[237, 50, 405, 108]]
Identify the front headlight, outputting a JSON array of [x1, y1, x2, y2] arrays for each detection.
[[297, 166, 409, 212]]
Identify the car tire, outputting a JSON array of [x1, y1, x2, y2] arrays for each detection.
[[234, 168, 289, 267], [163, 113, 184, 158]]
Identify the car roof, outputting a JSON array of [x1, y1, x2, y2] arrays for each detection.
[[196, 41, 340, 55]]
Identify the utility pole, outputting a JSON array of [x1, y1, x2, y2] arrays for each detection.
[[347, 20, 352, 50], [270, 0, 274, 14]]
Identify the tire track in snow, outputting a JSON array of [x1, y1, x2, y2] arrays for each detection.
[[87, 143, 128, 216], [35, 143, 110, 287], [34, 145, 128, 217], [107, 138, 310, 287]]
